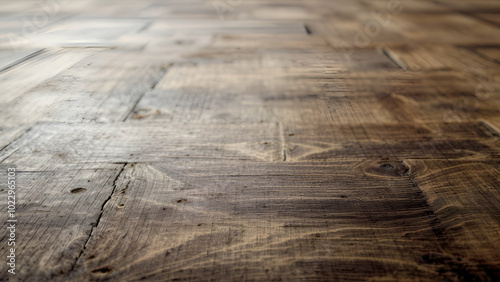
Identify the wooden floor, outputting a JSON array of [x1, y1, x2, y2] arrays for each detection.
[[1, 0, 500, 280]]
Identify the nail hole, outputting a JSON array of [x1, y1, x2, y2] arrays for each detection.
[[92, 267, 112, 274], [304, 24, 312, 35], [70, 188, 86, 193]]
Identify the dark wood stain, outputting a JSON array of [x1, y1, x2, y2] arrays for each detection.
[[1, 0, 500, 281]]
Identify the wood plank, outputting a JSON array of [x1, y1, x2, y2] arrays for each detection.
[[0, 162, 124, 279], [309, 12, 500, 49], [27, 17, 149, 48], [0, 49, 169, 126], [267, 94, 397, 124], [388, 13, 500, 45], [0, 49, 40, 71], [183, 47, 399, 73], [317, 70, 500, 124], [0, 122, 282, 165], [146, 19, 307, 35], [210, 34, 330, 50], [130, 88, 396, 124], [62, 158, 500, 280], [134, 67, 499, 125], [240, 3, 321, 20], [306, 17, 407, 49], [0, 48, 97, 106], [282, 122, 500, 161], [65, 161, 452, 280], [405, 159, 500, 279], [435, 1, 500, 13], [0, 0, 500, 280], [475, 13, 500, 26], [385, 45, 500, 76], [129, 88, 275, 123], [129, 46, 399, 124], [365, 0, 449, 13]]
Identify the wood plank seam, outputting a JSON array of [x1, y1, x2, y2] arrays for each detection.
[[479, 120, 500, 138], [137, 21, 153, 34], [123, 63, 173, 121], [0, 49, 46, 74], [381, 48, 408, 70], [0, 125, 34, 161], [405, 160, 499, 280], [406, 167, 447, 239]]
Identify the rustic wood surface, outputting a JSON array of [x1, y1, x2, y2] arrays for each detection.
[[0, 0, 500, 281]]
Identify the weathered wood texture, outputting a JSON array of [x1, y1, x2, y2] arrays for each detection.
[[1, 0, 500, 281], [67, 161, 500, 281], [0, 123, 282, 168], [0, 162, 124, 280]]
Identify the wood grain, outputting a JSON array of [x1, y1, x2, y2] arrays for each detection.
[[406, 159, 500, 280], [0, 126, 27, 152], [475, 47, 500, 63], [65, 161, 461, 281], [61, 159, 500, 281], [0, 50, 170, 126], [0, 162, 124, 280], [0, 49, 97, 108], [282, 121, 500, 161], [385, 45, 500, 76], [0, 122, 282, 165], [0, 0, 500, 280]]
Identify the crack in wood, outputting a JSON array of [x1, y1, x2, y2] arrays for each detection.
[[69, 163, 128, 272]]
